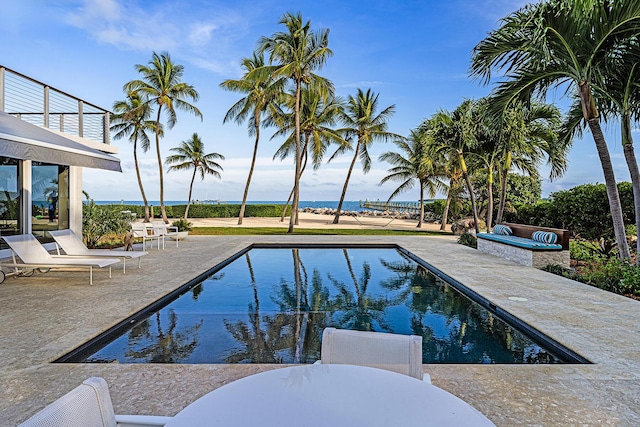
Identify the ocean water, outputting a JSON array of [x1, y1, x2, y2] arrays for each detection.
[[95, 200, 416, 212]]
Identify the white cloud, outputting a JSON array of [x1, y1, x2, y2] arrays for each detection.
[[64, 0, 252, 76], [338, 81, 385, 89], [188, 23, 218, 46]]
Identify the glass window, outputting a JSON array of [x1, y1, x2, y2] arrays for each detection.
[[32, 162, 69, 242], [0, 157, 20, 243]]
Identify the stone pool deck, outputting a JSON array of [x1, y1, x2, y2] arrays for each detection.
[[0, 234, 638, 426]]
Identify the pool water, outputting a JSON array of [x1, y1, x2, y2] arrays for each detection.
[[77, 247, 570, 364]]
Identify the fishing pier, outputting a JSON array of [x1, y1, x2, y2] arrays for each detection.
[[359, 200, 426, 214]]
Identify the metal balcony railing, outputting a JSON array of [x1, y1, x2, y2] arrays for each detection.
[[0, 65, 110, 145]]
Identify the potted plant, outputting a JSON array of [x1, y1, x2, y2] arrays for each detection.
[[170, 218, 192, 240]]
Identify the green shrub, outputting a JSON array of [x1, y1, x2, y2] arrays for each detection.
[[505, 200, 554, 227], [569, 240, 605, 263], [544, 258, 640, 297], [541, 264, 581, 281], [457, 231, 477, 248], [82, 200, 131, 248], [171, 218, 192, 232], [626, 224, 637, 237]]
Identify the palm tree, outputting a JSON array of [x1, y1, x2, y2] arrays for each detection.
[[270, 87, 346, 222], [379, 129, 446, 228], [424, 101, 482, 233], [494, 102, 565, 224], [421, 117, 463, 231], [331, 88, 399, 224], [125, 51, 203, 224], [165, 133, 224, 219], [258, 12, 333, 233], [468, 100, 502, 230], [110, 92, 159, 222], [470, 0, 639, 259], [220, 51, 284, 225], [597, 47, 640, 259]]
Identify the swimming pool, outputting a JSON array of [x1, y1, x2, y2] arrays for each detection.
[[59, 245, 587, 364]]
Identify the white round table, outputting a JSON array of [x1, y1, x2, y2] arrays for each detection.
[[165, 364, 495, 426]]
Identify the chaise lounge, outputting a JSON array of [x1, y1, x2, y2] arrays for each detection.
[[0, 234, 120, 285], [49, 229, 147, 273]]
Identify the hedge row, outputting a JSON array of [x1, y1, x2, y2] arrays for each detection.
[[106, 204, 291, 219]]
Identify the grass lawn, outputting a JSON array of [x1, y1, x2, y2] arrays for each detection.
[[190, 227, 449, 236]]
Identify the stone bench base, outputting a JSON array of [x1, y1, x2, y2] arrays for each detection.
[[478, 238, 570, 269]]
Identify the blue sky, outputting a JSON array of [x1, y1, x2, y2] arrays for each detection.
[[1, 0, 634, 202]]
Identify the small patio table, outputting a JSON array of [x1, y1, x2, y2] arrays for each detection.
[[164, 364, 495, 426]]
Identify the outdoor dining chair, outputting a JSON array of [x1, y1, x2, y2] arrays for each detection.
[[320, 327, 428, 381], [151, 221, 180, 248], [131, 222, 164, 250], [17, 377, 172, 427]]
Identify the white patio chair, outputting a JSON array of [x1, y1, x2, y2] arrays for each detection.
[[320, 327, 428, 381], [49, 229, 148, 274], [0, 234, 120, 285], [131, 222, 164, 250], [17, 377, 172, 427], [152, 221, 180, 248]]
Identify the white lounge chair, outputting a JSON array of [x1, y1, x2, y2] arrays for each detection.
[[49, 229, 148, 274], [17, 377, 172, 427], [131, 222, 164, 250], [152, 221, 180, 248], [319, 327, 429, 381], [0, 234, 120, 285]]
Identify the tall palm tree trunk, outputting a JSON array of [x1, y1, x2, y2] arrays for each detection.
[[155, 107, 169, 223], [459, 152, 480, 234], [586, 117, 631, 260], [496, 167, 509, 224], [238, 112, 261, 225], [622, 116, 639, 262], [440, 182, 453, 231], [133, 141, 151, 222], [281, 149, 309, 222], [486, 169, 494, 231], [294, 136, 310, 226], [333, 139, 361, 224], [579, 82, 630, 260], [288, 82, 302, 233], [281, 188, 294, 222], [184, 169, 197, 220], [417, 184, 424, 228]]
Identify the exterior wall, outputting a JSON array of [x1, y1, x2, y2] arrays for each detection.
[[69, 166, 83, 235], [477, 238, 570, 268]]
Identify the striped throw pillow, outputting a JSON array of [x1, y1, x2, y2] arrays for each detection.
[[493, 224, 513, 235], [531, 230, 558, 244]]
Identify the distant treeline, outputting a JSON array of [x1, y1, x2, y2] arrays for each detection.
[[107, 204, 291, 219]]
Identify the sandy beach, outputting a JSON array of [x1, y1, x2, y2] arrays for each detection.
[[188, 211, 452, 232]]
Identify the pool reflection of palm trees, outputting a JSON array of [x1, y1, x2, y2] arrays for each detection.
[[224, 250, 336, 363], [224, 249, 399, 363], [380, 253, 559, 363], [223, 252, 290, 363], [221, 248, 558, 365], [124, 309, 202, 363], [327, 248, 392, 332]]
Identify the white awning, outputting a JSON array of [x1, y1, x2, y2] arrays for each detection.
[[0, 111, 121, 172]]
